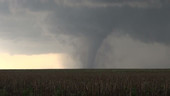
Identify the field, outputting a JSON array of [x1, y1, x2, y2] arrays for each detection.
[[0, 69, 170, 96]]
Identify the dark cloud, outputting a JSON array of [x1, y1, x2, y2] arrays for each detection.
[[0, 1, 10, 14], [0, 0, 170, 68], [22, 0, 57, 11], [53, 0, 163, 8], [45, 5, 170, 67]]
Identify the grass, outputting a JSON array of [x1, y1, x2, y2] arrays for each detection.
[[0, 69, 170, 96]]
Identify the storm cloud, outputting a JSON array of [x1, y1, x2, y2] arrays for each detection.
[[0, 0, 170, 68]]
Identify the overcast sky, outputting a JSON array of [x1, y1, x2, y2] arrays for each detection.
[[0, 0, 170, 69]]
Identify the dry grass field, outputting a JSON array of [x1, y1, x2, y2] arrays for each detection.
[[0, 69, 170, 96]]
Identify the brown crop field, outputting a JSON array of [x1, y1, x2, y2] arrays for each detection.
[[0, 69, 170, 96]]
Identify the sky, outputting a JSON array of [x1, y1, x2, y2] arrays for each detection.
[[0, 0, 170, 69]]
